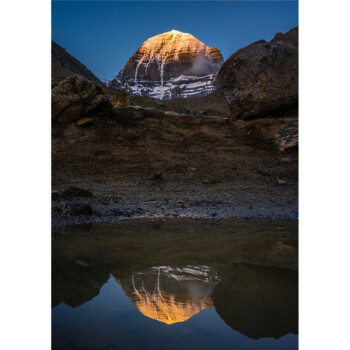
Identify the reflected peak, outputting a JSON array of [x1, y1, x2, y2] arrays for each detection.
[[118, 266, 220, 325]]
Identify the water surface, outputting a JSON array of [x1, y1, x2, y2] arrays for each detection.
[[52, 219, 298, 350]]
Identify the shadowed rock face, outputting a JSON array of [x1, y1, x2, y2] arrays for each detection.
[[271, 27, 298, 48], [52, 257, 110, 308], [52, 41, 102, 85], [116, 266, 220, 324], [217, 27, 298, 120], [108, 30, 224, 100], [51, 74, 107, 124], [211, 263, 298, 340]]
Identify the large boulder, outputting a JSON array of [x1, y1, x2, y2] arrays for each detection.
[[217, 27, 298, 120], [61, 186, 93, 199], [52, 74, 106, 124], [109, 91, 136, 110], [58, 200, 93, 216]]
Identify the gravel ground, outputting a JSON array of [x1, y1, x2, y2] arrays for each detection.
[[52, 112, 298, 227]]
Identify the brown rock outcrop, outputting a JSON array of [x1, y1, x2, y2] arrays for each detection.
[[217, 27, 298, 120], [52, 74, 106, 124]]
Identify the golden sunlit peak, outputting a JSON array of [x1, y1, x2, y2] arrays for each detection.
[[168, 29, 188, 35]]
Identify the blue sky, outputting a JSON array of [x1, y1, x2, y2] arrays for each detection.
[[52, 1, 298, 82]]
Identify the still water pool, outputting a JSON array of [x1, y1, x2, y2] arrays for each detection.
[[52, 219, 298, 350]]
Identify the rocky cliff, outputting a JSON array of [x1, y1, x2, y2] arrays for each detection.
[[108, 30, 224, 99]]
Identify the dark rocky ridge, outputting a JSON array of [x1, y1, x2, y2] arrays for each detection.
[[52, 41, 102, 84], [271, 26, 298, 47], [217, 27, 298, 120]]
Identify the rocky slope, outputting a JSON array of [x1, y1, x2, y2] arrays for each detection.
[[108, 30, 224, 99], [217, 27, 298, 120], [52, 41, 102, 84], [52, 105, 298, 225]]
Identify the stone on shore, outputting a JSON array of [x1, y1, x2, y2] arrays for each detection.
[[59, 200, 93, 216], [62, 186, 93, 199]]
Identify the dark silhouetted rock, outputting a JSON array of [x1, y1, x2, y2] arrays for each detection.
[[62, 186, 93, 199], [217, 27, 298, 120], [51, 191, 63, 201], [59, 200, 92, 216], [52, 74, 106, 124], [52, 258, 109, 308], [211, 263, 298, 340], [52, 41, 102, 84], [271, 27, 298, 48]]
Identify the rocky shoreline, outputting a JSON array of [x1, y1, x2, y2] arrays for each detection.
[[52, 206, 298, 229], [52, 179, 298, 228]]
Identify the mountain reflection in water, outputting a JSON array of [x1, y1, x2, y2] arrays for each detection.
[[52, 219, 298, 350], [118, 265, 220, 324]]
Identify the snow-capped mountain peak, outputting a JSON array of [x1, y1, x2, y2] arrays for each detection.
[[107, 30, 224, 100]]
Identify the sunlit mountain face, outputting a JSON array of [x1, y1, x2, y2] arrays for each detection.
[[116, 265, 220, 324], [107, 30, 224, 100]]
